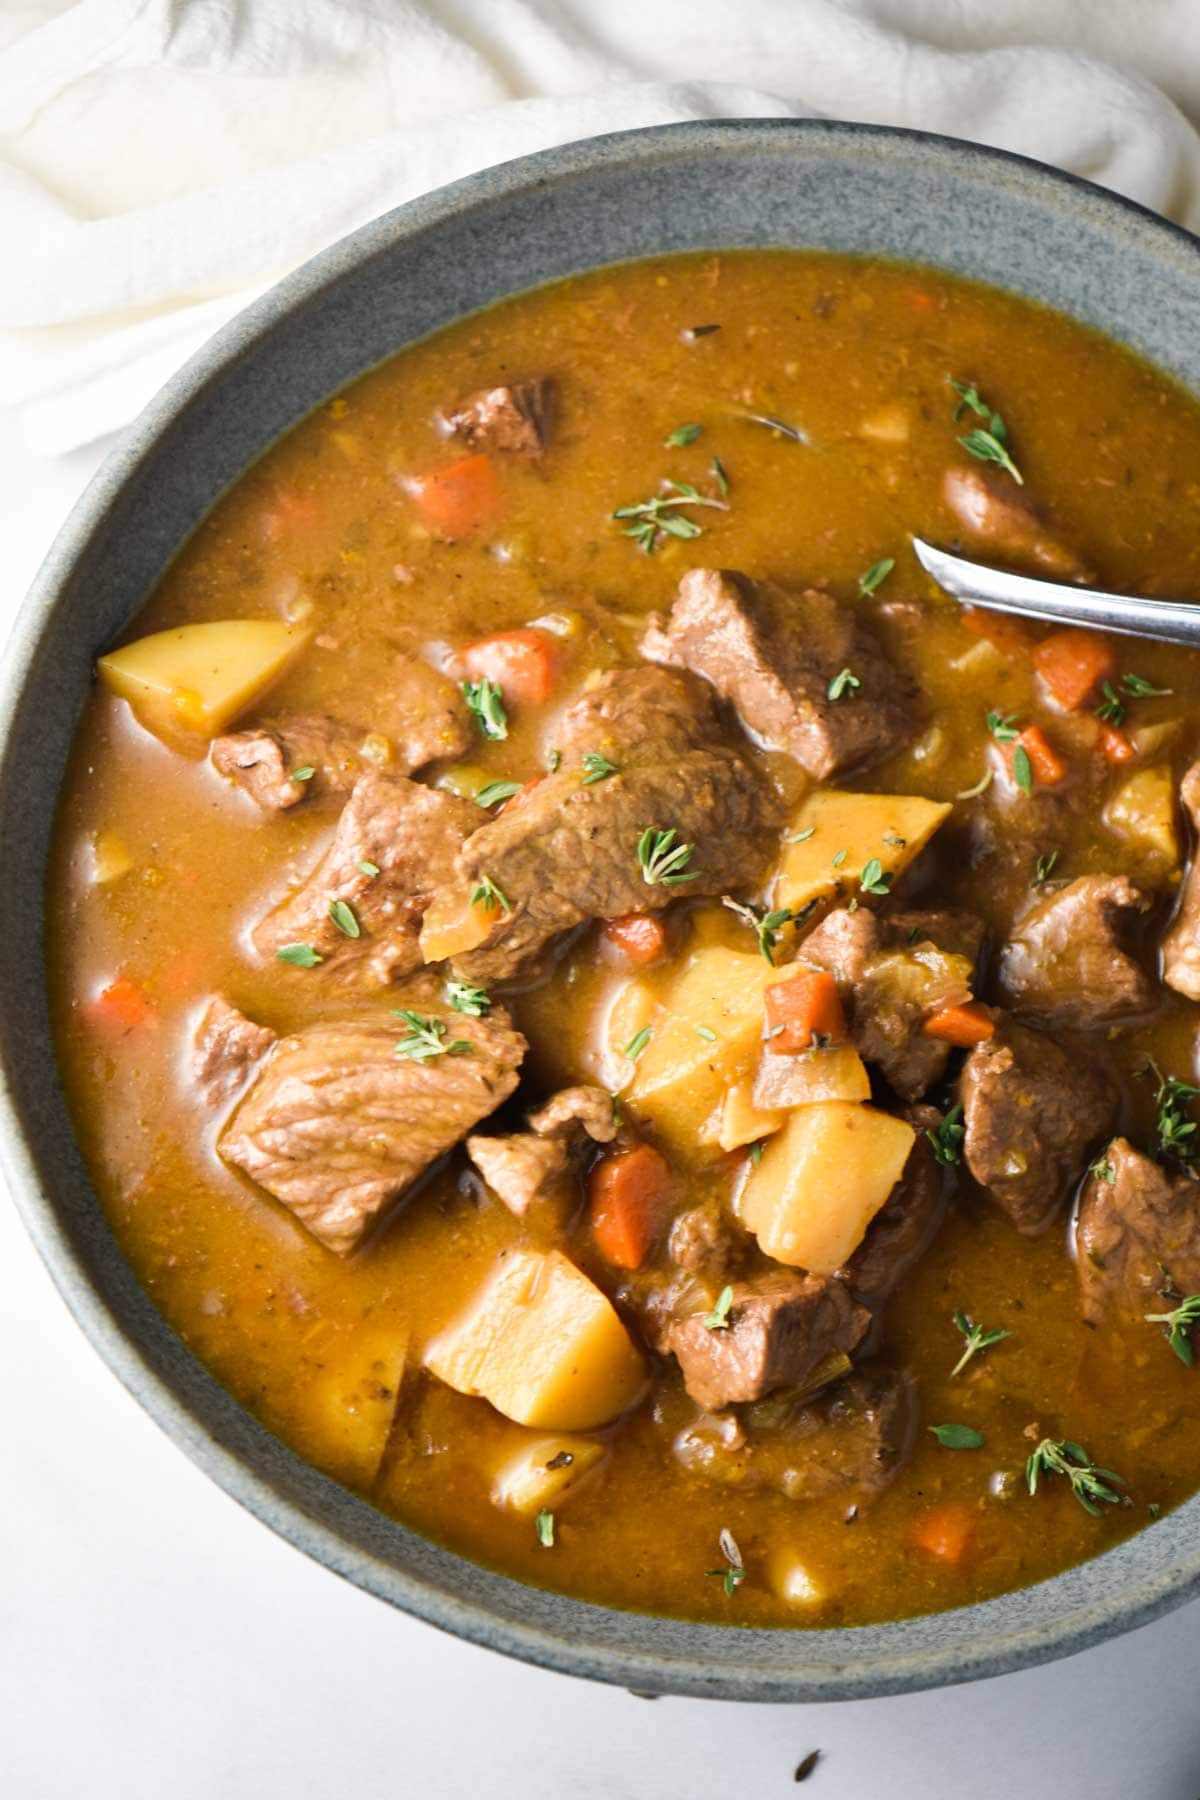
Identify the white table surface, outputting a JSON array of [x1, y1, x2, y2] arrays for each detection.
[[4, 418, 1200, 1800]]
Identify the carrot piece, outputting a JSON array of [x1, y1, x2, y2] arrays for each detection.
[[406, 453, 502, 540], [961, 606, 1031, 655], [499, 777, 543, 814], [924, 1001, 995, 1047], [1100, 725, 1136, 765], [1005, 724, 1067, 789], [1034, 628, 1117, 712], [913, 1502, 977, 1563], [764, 967, 846, 1054], [91, 975, 153, 1032], [460, 629, 557, 704], [589, 1144, 674, 1270], [259, 490, 320, 542], [603, 913, 668, 966]]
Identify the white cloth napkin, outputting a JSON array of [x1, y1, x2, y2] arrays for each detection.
[[4, 0, 1200, 455]]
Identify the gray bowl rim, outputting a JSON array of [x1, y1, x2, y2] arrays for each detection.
[[4, 116, 1200, 1704]]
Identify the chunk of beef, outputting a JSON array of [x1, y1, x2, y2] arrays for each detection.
[[435, 667, 780, 984], [467, 1084, 617, 1216], [220, 1005, 525, 1254], [668, 1199, 748, 1279], [379, 653, 473, 768], [211, 715, 373, 812], [943, 465, 1089, 581], [444, 376, 553, 456], [1076, 1137, 1200, 1323], [639, 568, 915, 779], [997, 875, 1155, 1028], [796, 906, 979, 1100], [554, 663, 722, 763], [1162, 761, 1200, 1000], [672, 1368, 915, 1501], [961, 1014, 1117, 1234], [192, 997, 276, 1106], [838, 1106, 946, 1306], [664, 1270, 869, 1412], [253, 772, 477, 987]]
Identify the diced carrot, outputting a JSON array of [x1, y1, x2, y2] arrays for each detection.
[[907, 288, 935, 313], [603, 914, 668, 966], [763, 967, 846, 1053], [1004, 724, 1067, 788], [460, 629, 557, 704], [589, 1144, 674, 1270], [406, 453, 502, 540], [1034, 628, 1117, 712], [924, 1001, 995, 1047], [90, 975, 153, 1032], [259, 490, 320, 542], [913, 1502, 977, 1563], [1100, 724, 1136, 764], [961, 606, 1031, 655]]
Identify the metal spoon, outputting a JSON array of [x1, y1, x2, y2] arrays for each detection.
[[910, 537, 1200, 650]]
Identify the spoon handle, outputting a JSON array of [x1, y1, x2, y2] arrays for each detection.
[[911, 537, 1200, 650]]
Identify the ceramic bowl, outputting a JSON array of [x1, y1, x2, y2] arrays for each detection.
[[5, 120, 1200, 1701]]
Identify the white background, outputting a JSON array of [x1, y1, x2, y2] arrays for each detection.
[[5, 424, 1200, 1800]]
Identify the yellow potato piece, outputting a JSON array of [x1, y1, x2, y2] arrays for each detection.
[[1102, 765, 1179, 872], [424, 1249, 645, 1431], [771, 789, 951, 914], [738, 1101, 915, 1272], [89, 829, 134, 885], [712, 1080, 784, 1153], [490, 1433, 606, 1516], [305, 1326, 408, 1490], [98, 619, 310, 741], [767, 1545, 827, 1607], [752, 1041, 872, 1110]]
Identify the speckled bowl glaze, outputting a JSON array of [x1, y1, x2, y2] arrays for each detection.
[[4, 121, 1200, 1702]]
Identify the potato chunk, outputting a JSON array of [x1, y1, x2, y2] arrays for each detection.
[[491, 1433, 606, 1515], [712, 1080, 784, 1153], [771, 789, 951, 914], [306, 1326, 408, 1489], [738, 1101, 915, 1272], [1102, 765, 1179, 872], [424, 1249, 644, 1430], [98, 620, 310, 742], [752, 1042, 872, 1111]]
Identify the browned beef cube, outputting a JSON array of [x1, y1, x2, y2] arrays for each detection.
[[664, 1271, 869, 1413], [192, 997, 277, 1106], [838, 1106, 946, 1306], [220, 1005, 525, 1254], [1076, 1138, 1200, 1325], [639, 567, 915, 779], [444, 377, 554, 456], [961, 1014, 1117, 1234], [1162, 761, 1200, 1000], [253, 771, 477, 987], [467, 1084, 617, 1216], [997, 874, 1155, 1028], [942, 464, 1089, 581], [668, 1199, 748, 1280]]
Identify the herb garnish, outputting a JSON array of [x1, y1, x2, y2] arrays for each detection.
[[276, 943, 323, 968], [1121, 673, 1172, 698], [795, 1751, 822, 1784], [696, 1025, 717, 1042], [986, 709, 1020, 743], [581, 752, 619, 785], [1144, 1293, 1200, 1366], [613, 480, 727, 554], [1154, 1071, 1200, 1168], [1012, 744, 1034, 795], [446, 980, 491, 1017], [955, 769, 993, 801], [1095, 682, 1126, 727], [463, 676, 508, 740], [471, 874, 513, 915], [929, 1422, 986, 1450], [783, 824, 816, 844], [831, 848, 848, 868], [547, 748, 562, 772], [665, 422, 704, 447], [624, 1025, 653, 1060], [722, 896, 794, 966], [702, 1285, 735, 1331], [1089, 1151, 1115, 1183], [948, 376, 1023, 484], [291, 765, 316, 782], [358, 860, 380, 878], [535, 1509, 555, 1548], [748, 1140, 765, 1166], [637, 827, 699, 888], [1026, 1438, 1126, 1516], [950, 1311, 1011, 1377], [710, 455, 730, 496], [393, 1010, 472, 1061], [328, 899, 361, 938], [1032, 850, 1060, 887], [827, 667, 861, 702], [705, 1527, 746, 1597], [739, 410, 809, 444], [475, 779, 522, 808], [859, 857, 892, 897], [926, 1104, 965, 1168], [858, 557, 895, 596]]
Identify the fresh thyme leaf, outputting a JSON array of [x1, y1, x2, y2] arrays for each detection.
[[831, 848, 848, 868], [1122, 673, 1172, 698], [1095, 681, 1125, 727], [290, 765, 316, 782], [446, 980, 491, 1017], [1026, 1438, 1126, 1517], [463, 676, 509, 740], [827, 666, 861, 702], [637, 826, 699, 887], [276, 943, 323, 968], [581, 751, 619, 785], [1089, 1150, 1115, 1183], [705, 1526, 746, 1597], [858, 557, 895, 596], [547, 748, 562, 772], [748, 1140, 765, 1166], [535, 1509, 555, 1548], [986, 709, 1020, 743], [739, 410, 809, 444], [955, 768, 993, 801], [1144, 1293, 1200, 1366], [1154, 1071, 1200, 1169], [1032, 849, 1060, 887], [702, 1285, 735, 1331], [624, 1025, 653, 1060], [392, 1010, 472, 1061], [950, 1310, 1011, 1377], [665, 422, 704, 447], [722, 895, 794, 965], [328, 899, 361, 938], [711, 455, 730, 496], [859, 857, 892, 897], [783, 824, 816, 844], [475, 779, 523, 808], [929, 1422, 986, 1450], [612, 479, 728, 554], [471, 873, 513, 915], [926, 1104, 965, 1168], [948, 377, 990, 421], [696, 1025, 717, 1042], [357, 860, 380, 878], [1012, 743, 1034, 795], [948, 379, 1023, 483], [794, 1751, 822, 1784]]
